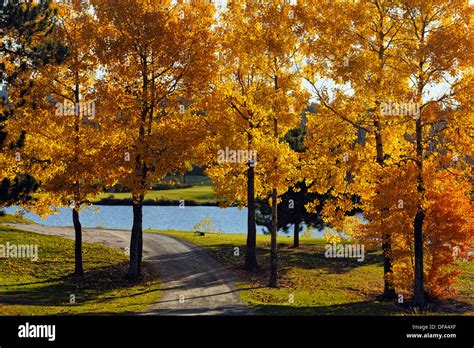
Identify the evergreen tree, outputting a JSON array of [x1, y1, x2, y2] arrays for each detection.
[[256, 121, 328, 247], [0, 0, 67, 205]]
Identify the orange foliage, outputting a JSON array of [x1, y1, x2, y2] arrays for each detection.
[[354, 162, 473, 298]]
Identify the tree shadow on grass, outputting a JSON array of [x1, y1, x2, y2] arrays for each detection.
[[250, 299, 402, 315], [0, 276, 70, 288], [196, 243, 473, 315], [280, 247, 384, 272], [0, 262, 158, 308], [249, 298, 474, 316], [200, 242, 383, 276]]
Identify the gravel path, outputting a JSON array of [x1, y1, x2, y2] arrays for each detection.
[[5, 223, 252, 315]]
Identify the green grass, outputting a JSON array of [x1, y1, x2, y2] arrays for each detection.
[[0, 213, 36, 224], [0, 226, 160, 315], [151, 230, 474, 315], [95, 185, 216, 204], [164, 174, 212, 186]]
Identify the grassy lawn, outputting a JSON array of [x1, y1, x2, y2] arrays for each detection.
[[95, 185, 216, 204], [0, 212, 36, 224], [163, 174, 212, 186], [0, 225, 160, 315], [152, 230, 474, 315]]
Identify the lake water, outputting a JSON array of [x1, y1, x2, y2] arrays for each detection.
[[4, 205, 330, 238]]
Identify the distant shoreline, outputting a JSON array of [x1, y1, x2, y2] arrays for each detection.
[[93, 198, 220, 207]]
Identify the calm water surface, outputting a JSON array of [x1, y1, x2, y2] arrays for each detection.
[[5, 205, 333, 238]]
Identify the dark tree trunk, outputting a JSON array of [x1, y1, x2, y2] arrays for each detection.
[[381, 229, 396, 299], [293, 212, 300, 248], [245, 162, 258, 270], [374, 118, 396, 299], [128, 200, 143, 278], [413, 116, 425, 309], [374, 28, 396, 299], [413, 208, 425, 308], [269, 71, 279, 288], [72, 207, 84, 277], [126, 45, 149, 280], [72, 82, 83, 278], [269, 188, 278, 288]]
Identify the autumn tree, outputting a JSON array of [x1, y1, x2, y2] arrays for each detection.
[[395, 0, 473, 308], [354, 162, 473, 300], [298, 0, 411, 299], [7, 0, 125, 276], [0, 0, 67, 205], [93, 0, 216, 278], [300, 0, 473, 307], [199, 1, 307, 286]]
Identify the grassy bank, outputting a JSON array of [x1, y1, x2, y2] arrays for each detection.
[[0, 226, 160, 315], [152, 230, 474, 315], [94, 186, 216, 205], [0, 212, 36, 224]]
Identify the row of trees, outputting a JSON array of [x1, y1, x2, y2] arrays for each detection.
[[298, 0, 472, 307], [1, 0, 472, 309]]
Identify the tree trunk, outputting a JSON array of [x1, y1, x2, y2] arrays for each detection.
[[72, 207, 84, 276], [245, 162, 258, 270], [269, 68, 279, 288], [269, 188, 278, 288], [128, 200, 143, 278], [374, 119, 396, 299], [126, 47, 148, 279], [293, 212, 300, 248], [72, 81, 83, 277], [381, 228, 396, 299], [374, 21, 397, 299], [413, 117, 425, 309], [413, 208, 425, 308]]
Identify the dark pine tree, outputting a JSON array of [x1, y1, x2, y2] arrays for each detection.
[[256, 118, 329, 247], [0, 0, 67, 206], [256, 182, 328, 247]]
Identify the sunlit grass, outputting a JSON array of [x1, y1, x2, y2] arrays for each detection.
[[0, 213, 36, 224], [95, 185, 216, 204], [0, 226, 160, 315], [151, 230, 474, 315]]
